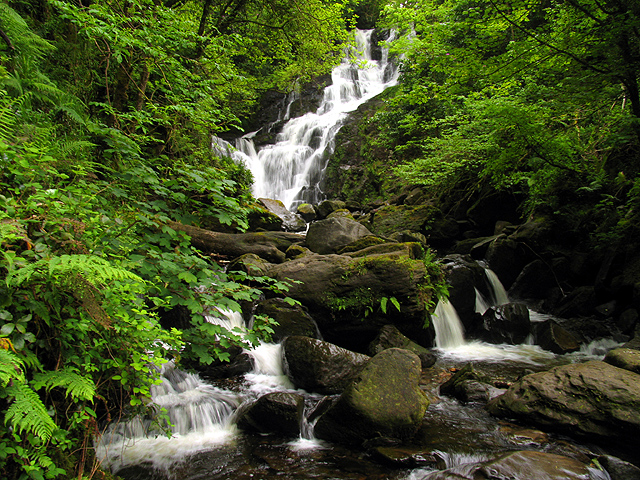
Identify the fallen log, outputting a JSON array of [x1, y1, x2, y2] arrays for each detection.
[[165, 220, 304, 263]]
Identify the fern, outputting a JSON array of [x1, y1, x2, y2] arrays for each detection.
[[0, 349, 25, 388], [7, 254, 144, 288], [4, 383, 57, 441], [32, 368, 96, 402]]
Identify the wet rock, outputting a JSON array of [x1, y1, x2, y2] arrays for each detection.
[[285, 244, 311, 260], [317, 199, 347, 219], [604, 347, 640, 374], [486, 237, 528, 290], [368, 324, 437, 368], [282, 336, 370, 394], [476, 303, 531, 344], [440, 254, 491, 327], [195, 351, 253, 380], [235, 391, 304, 436], [306, 217, 372, 254], [418, 451, 591, 480], [254, 298, 321, 342], [371, 446, 438, 468], [499, 424, 549, 447], [533, 320, 581, 354], [295, 203, 317, 222], [314, 348, 429, 445], [487, 361, 640, 446], [598, 455, 640, 480], [246, 204, 284, 231], [439, 364, 493, 403]]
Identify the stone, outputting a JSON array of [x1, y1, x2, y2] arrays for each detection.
[[296, 203, 317, 222], [327, 208, 355, 220], [235, 392, 304, 436], [226, 253, 271, 276], [336, 235, 395, 254], [305, 217, 372, 254], [439, 364, 490, 403], [597, 455, 640, 480], [369, 204, 440, 237], [254, 298, 320, 342], [487, 361, 640, 445], [314, 348, 429, 445], [418, 451, 590, 480], [533, 320, 581, 354], [368, 324, 437, 368], [485, 237, 528, 290], [604, 347, 640, 374], [282, 336, 370, 394], [477, 303, 531, 344], [316, 199, 347, 219], [388, 230, 428, 245], [258, 198, 307, 232]]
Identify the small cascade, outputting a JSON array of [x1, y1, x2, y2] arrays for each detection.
[[230, 29, 398, 210], [95, 362, 240, 472], [484, 268, 509, 306], [474, 288, 491, 315], [433, 299, 466, 348], [243, 341, 294, 393]]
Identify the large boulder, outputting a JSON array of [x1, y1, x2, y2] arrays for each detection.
[[604, 347, 640, 374], [282, 336, 370, 394], [305, 217, 372, 254], [474, 303, 531, 344], [266, 247, 438, 351], [533, 320, 581, 354], [254, 298, 321, 342], [418, 451, 591, 480], [235, 392, 304, 436], [487, 361, 640, 446], [314, 348, 429, 445]]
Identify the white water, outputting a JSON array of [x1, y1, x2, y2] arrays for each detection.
[[433, 299, 466, 348], [230, 29, 398, 210], [484, 268, 509, 306]]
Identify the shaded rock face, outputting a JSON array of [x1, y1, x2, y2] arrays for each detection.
[[475, 303, 531, 344], [254, 298, 320, 342], [487, 361, 640, 446], [368, 204, 440, 238], [235, 392, 304, 436], [306, 217, 372, 254], [419, 451, 591, 480], [266, 247, 436, 352], [533, 320, 581, 354], [314, 348, 429, 445], [282, 336, 370, 395], [604, 347, 640, 374]]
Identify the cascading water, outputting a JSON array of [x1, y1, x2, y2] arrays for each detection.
[[229, 29, 398, 210], [433, 299, 466, 349]]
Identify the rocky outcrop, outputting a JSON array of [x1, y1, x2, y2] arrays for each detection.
[[417, 451, 591, 480], [475, 303, 531, 344], [282, 336, 370, 394], [257, 198, 306, 232], [266, 246, 437, 351], [487, 361, 640, 445], [314, 348, 429, 445]]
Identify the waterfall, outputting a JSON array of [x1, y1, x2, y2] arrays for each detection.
[[433, 299, 466, 348], [232, 29, 398, 210], [484, 269, 509, 306]]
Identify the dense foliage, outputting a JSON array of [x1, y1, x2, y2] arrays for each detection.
[[376, 0, 640, 243], [0, 0, 352, 478]]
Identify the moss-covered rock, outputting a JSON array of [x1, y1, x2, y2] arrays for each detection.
[[235, 392, 304, 436], [254, 298, 320, 342], [369, 204, 440, 237], [314, 348, 429, 445]]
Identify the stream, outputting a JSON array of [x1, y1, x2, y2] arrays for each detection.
[[95, 29, 629, 480]]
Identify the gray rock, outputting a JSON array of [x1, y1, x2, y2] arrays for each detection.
[[314, 348, 429, 445], [296, 203, 317, 222], [282, 336, 370, 394], [254, 298, 321, 342], [317, 199, 347, 219], [477, 303, 531, 344], [258, 198, 306, 232], [306, 217, 372, 254], [235, 392, 304, 436], [533, 320, 581, 354], [369, 324, 436, 368], [487, 361, 640, 445]]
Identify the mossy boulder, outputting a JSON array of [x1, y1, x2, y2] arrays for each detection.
[[369, 204, 440, 237], [368, 325, 436, 368], [305, 217, 372, 254], [336, 235, 395, 254], [296, 203, 317, 222], [604, 347, 640, 374], [314, 348, 429, 445], [258, 198, 306, 232]]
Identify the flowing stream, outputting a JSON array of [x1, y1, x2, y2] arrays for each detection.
[[224, 28, 398, 210]]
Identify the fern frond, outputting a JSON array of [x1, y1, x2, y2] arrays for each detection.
[[32, 368, 96, 402], [4, 383, 57, 441], [0, 349, 25, 388]]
